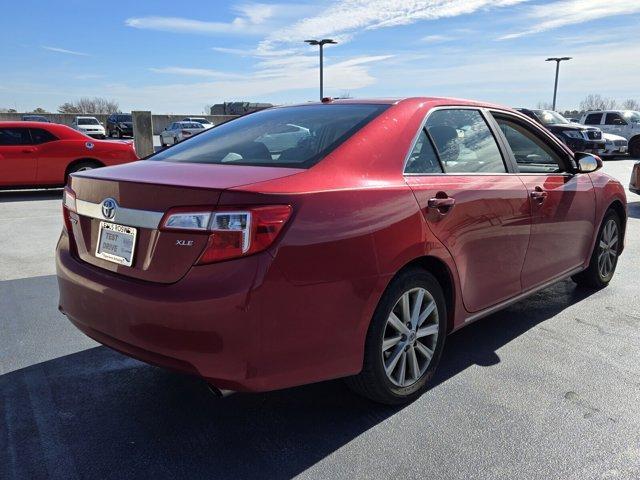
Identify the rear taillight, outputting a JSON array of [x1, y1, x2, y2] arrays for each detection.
[[62, 187, 77, 232], [160, 205, 292, 264]]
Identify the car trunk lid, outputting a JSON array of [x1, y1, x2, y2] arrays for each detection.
[[68, 160, 302, 283]]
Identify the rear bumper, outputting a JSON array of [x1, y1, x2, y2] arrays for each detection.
[[56, 232, 373, 391]]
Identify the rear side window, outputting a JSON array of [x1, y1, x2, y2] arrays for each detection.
[[404, 130, 443, 174], [425, 109, 505, 173], [584, 113, 603, 125], [605, 113, 627, 125], [30, 128, 58, 144], [0, 128, 31, 145], [151, 104, 389, 168]]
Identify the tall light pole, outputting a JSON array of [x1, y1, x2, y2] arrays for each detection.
[[546, 57, 572, 111], [304, 39, 337, 101]]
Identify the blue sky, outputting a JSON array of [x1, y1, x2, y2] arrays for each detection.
[[1, 0, 639, 113]]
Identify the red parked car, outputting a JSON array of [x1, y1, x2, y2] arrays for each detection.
[[56, 98, 627, 404], [0, 121, 138, 188]]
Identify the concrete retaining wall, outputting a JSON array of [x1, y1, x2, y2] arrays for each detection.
[[0, 113, 238, 135]]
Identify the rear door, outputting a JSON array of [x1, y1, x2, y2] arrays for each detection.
[[0, 127, 37, 186], [405, 107, 531, 313], [490, 111, 596, 290]]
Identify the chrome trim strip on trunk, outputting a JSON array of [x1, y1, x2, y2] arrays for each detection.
[[75, 199, 164, 229], [464, 266, 584, 324]]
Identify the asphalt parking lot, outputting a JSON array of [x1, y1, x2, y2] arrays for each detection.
[[1, 159, 639, 480]]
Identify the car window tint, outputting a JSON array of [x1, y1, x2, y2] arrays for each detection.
[[0, 128, 31, 145], [425, 109, 505, 173], [496, 119, 563, 174], [404, 129, 443, 174], [584, 113, 603, 125], [151, 104, 389, 168], [30, 128, 58, 144], [605, 113, 626, 125]]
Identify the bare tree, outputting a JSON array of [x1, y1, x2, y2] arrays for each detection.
[[0, 108, 17, 113], [338, 90, 353, 99], [536, 101, 553, 110], [579, 94, 617, 111], [31, 107, 48, 114], [58, 97, 119, 114], [620, 98, 640, 110]]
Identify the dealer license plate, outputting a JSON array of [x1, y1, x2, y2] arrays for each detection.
[[95, 221, 137, 266]]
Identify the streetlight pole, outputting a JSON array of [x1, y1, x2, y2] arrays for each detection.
[[304, 39, 337, 101], [545, 57, 572, 111]]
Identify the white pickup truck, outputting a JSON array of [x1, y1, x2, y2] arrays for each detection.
[[580, 110, 640, 157]]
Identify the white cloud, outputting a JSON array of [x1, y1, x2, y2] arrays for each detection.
[[125, 3, 305, 35], [499, 0, 640, 39], [267, 0, 527, 43], [42, 46, 89, 56], [420, 34, 454, 44], [149, 67, 242, 79]]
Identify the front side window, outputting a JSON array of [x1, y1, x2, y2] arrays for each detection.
[[605, 113, 627, 125], [0, 128, 31, 145], [152, 104, 389, 168], [30, 128, 58, 144], [495, 118, 563, 174], [425, 109, 505, 173], [404, 129, 442, 174], [584, 113, 603, 125]]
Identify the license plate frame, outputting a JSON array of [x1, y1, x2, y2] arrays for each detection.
[[95, 221, 137, 267]]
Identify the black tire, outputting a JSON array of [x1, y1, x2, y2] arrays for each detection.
[[117, 129, 122, 139], [629, 137, 640, 158], [572, 209, 621, 289], [346, 268, 447, 405], [66, 160, 101, 180]]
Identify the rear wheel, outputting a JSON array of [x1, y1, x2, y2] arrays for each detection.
[[346, 268, 447, 405], [66, 161, 101, 181], [572, 209, 621, 289]]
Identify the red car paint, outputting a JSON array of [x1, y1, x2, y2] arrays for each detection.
[[56, 98, 627, 393], [0, 121, 138, 188]]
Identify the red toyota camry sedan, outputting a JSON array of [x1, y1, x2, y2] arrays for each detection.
[[56, 98, 627, 404], [0, 121, 138, 189]]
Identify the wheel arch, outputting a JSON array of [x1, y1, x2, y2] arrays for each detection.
[[607, 199, 627, 253], [395, 255, 456, 332], [64, 158, 104, 182]]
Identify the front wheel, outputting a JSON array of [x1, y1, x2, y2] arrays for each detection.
[[346, 268, 447, 405], [572, 209, 621, 289]]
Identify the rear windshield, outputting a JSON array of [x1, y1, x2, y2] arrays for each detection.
[[78, 118, 99, 125], [151, 104, 389, 168]]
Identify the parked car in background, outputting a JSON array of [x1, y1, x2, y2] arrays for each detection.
[[106, 113, 133, 138], [517, 108, 605, 154], [71, 116, 106, 139], [0, 121, 137, 188], [21, 114, 50, 123], [183, 117, 214, 129], [160, 121, 205, 146], [56, 98, 626, 405], [630, 161, 640, 195], [601, 133, 628, 158], [580, 110, 640, 157]]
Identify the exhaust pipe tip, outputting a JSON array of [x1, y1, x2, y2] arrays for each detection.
[[206, 383, 235, 398]]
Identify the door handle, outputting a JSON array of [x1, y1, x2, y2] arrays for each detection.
[[427, 195, 455, 217], [530, 186, 548, 203], [21, 148, 36, 153]]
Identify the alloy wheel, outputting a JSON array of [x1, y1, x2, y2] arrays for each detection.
[[597, 218, 618, 279], [382, 287, 439, 387]]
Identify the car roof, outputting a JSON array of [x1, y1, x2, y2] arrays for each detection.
[[280, 96, 514, 112], [0, 121, 86, 138]]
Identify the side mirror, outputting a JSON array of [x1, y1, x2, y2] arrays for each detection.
[[575, 152, 602, 173]]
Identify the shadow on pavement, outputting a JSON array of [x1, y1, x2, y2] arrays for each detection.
[[0, 189, 62, 203], [0, 279, 596, 480]]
